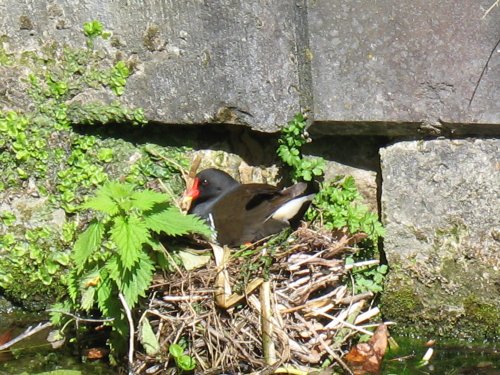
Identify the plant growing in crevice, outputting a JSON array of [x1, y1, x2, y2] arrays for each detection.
[[277, 113, 325, 182], [277, 114, 385, 294], [51, 181, 211, 354]]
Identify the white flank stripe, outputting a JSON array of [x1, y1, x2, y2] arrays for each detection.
[[270, 194, 314, 222]]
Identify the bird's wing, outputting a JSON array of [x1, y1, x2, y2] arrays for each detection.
[[212, 183, 309, 246]]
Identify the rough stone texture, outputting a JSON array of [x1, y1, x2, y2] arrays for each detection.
[[304, 136, 385, 211], [2, 1, 498, 135], [0, 0, 303, 132], [380, 139, 500, 338], [308, 0, 500, 136]]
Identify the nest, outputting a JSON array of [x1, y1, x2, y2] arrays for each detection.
[[133, 225, 382, 374]]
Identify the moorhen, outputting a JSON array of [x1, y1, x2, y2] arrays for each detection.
[[183, 168, 314, 246]]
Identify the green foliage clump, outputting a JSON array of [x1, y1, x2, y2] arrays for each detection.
[[0, 218, 76, 310], [307, 176, 385, 293], [0, 111, 49, 183], [277, 113, 325, 182], [307, 176, 385, 243], [83, 20, 110, 40], [169, 343, 197, 372], [0, 20, 150, 307], [51, 181, 210, 351], [66, 102, 146, 126], [277, 113, 386, 294]]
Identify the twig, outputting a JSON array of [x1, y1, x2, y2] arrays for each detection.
[[118, 292, 135, 374], [354, 307, 380, 324], [337, 291, 373, 305], [318, 335, 354, 375], [162, 295, 209, 302], [319, 314, 373, 336], [46, 309, 114, 323], [0, 321, 52, 351], [344, 259, 379, 270], [482, 0, 499, 18], [260, 280, 276, 365]]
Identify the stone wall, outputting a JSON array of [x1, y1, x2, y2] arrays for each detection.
[[1, 1, 498, 134], [1, 0, 499, 339]]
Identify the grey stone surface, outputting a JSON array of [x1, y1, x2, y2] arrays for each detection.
[[308, 0, 500, 136], [380, 139, 500, 338], [0, 0, 303, 132]]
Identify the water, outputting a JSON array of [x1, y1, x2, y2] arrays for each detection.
[[1, 322, 498, 374], [383, 337, 500, 375]]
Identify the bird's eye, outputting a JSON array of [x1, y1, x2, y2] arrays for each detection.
[[201, 179, 208, 186]]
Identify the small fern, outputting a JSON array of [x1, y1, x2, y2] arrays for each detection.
[[56, 181, 211, 352], [277, 113, 325, 182]]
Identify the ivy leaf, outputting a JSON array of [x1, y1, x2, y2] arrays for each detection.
[[73, 220, 104, 270], [110, 215, 149, 270], [145, 207, 212, 237]]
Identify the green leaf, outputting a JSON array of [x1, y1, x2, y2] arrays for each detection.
[[73, 220, 104, 270], [169, 343, 184, 358], [110, 216, 149, 270], [130, 190, 169, 212], [139, 318, 160, 356], [83, 20, 103, 38], [81, 285, 96, 311], [177, 355, 196, 371], [96, 272, 121, 319], [105, 181, 135, 199], [82, 189, 118, 216], [119, 252, 155, 308], [145, 207, 212, 237], [177, 250, 211, 271]]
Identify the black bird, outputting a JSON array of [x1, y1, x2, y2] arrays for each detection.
[[183, 168, 314, 246]]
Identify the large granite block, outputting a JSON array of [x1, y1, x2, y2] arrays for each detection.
[[380, 139, 500, 338], [0, 0, 303, 132], [308, 1, 500, 135]]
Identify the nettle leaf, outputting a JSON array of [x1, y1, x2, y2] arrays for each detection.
[[110, 215, 149, 270], [145, 207, 212, 237], [130, 190, 169, 212], [73, 220, 104, 270], [67, 269, 80, 303], [120, 252, 155, 308], [81, 286, 96, 311], [96, 272, 121, 319], [82, 188, 118, 216]]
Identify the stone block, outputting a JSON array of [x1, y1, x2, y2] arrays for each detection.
[[0, 0, 303, 132], [380, 139, 500, 338], [308, 0, 500, 136]]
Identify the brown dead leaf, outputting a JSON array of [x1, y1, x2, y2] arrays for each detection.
[[0, 328, 13, 346], [84, 347, 109, 360], [344, 324, 388, 375]]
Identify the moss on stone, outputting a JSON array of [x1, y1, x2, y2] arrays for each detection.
[[462, 295, 500, 337], [0, 22, 169, 309], [381, 280, 421, 319], [143, 24, 162, 52], [18, 15, 34, 30]]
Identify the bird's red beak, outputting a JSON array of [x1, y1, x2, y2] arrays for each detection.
[[181, 177, 200, 211]]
